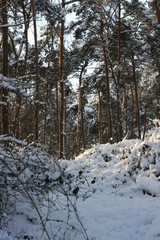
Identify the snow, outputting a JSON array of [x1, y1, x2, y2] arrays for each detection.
[[0, 135, 28, 146], [0, 102, 7, 106], [78, 192, 160, 240], [0, 74, 29, 97], [1, 126, 160, 239]]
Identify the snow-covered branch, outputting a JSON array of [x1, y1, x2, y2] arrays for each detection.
[[0, 135, 28, 146], [0, 74, 30, 97]]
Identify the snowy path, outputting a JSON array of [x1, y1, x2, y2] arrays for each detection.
[[78, 191, 160, 240]]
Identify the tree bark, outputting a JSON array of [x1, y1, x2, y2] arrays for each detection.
[[142, 106, 147, 140], [131, 55, 141, 139], [100, 18, 112, 142], [117, 0, 122, 141], [77, 61, 87, 151], [13, 96, 21, 138], [154, 0, 160, 24], [98, 81, 102, 144], [58, 0, 65, 159], [124, 85, 128, 136], [55, 70, 59, 150], [22, 2, 30, 74], [22, 2, 30, 139], [31, 0, 39, 142], [0, 0, 8, 228], [125, 59, 135, 138], [1, 0, 9, 135]]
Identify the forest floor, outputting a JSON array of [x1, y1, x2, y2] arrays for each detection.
[[1, 126, 160, 240]]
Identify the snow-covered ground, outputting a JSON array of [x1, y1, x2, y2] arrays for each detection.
[[78, 190, 160, 240], [1, 126, 160, 239]]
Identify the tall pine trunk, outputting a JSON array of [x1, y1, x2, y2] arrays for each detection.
[[153, 2, 160, 120], [154, 0, 160, 24], [77, 61, 87, 151], [117, 1, 122, 141], [125, 59, 135, 138], [131, 55, 141, 139], [98, 81, 102, 144], [100, 18, 112, 142], [58, 0, 65, 159], [0, 0, 8, 229], [22, 2, 30, 139], [31, 0, 39, 142], [1, 0, 9, 135], [124, 85, 128, 136]]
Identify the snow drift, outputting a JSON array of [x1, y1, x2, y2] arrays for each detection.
[[61, 126, 160, 198], [0, 125, 160, 239]]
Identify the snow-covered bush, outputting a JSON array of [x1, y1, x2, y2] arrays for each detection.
[[61, 126, 160, 198], [0, 136, 89, 240]]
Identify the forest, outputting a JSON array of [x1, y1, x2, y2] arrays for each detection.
[[0, 0, 160, 239], [0, 0, 160, 159]]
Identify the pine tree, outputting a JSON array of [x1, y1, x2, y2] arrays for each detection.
[[1, 0, 9, 135]]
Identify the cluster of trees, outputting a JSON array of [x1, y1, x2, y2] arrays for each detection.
[[0, 0, 160, 159]]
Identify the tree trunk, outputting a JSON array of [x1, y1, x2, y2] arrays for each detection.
[[80, 102, 85, 149], [31, 0, 39, 142], [55, 71, 59, 150], [117, 1, 122, 141], [77, 61, 87, 151], [131, 55, 141, 139], [100, 18, 112, 142], [64, 97, 67, 157], [0, 0, 8, 228], [22, 2, 30, 73], [142, 106, 147, 140], [1, 0, 9, 135], [13, 96, 21, 138], [124, 85, 128, 136], [44, 62, 50, 145], [154, 0, 160, 24], [58, 0, 65, 159], [125, 59, 134, 138], [22, 2, 30, 139], [98, 81, 102, 144]]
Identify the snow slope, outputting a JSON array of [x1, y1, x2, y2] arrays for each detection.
[[1, 127, 160, 239]]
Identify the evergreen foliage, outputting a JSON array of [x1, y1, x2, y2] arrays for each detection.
[[0, 0, 159, 157]]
